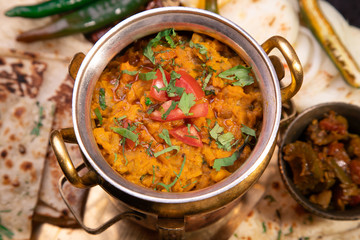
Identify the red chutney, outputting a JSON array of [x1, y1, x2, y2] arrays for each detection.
[[91, 29, 263, 192]]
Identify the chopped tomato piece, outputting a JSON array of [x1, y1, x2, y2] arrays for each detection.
[[149, 69, 171, 101], [171, 70, 204, 101], [149, 100, 208, 121], [170, 125, 203, 147], [149, 69, 204, 102], [122, 119, 136, 150]]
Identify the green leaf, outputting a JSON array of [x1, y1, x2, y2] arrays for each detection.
[[159, 129, 172, 146], [121, 138, 128, 166], [209, 122, 224, 140], [157, 155, 186, 191], [30, 102, 44, 136], [99, 88, 107, 110], [262, 222, 267, 233], [144, 28, 177, 64], [189, 41, 208, 58], [218, 65, 254, 86], [178, 92, 196, 116], [139, 71, 157, 81], [232, 77, 254, 87], [146, 141, 154, 157], [122, 69, 138, 76], [170, 70, 181, 80], [213, 151, 238, 171], [217, 132, 235, 151], [113, 115, 127, 126], [0, 224, 14, 239], [111, 127, 138, 143], [114, 153, 118, 163], [166, 72, 184, 97], [154, 145, 180, 158], [241, 124, 256, 137], [159, 66, 168, 87], [94, 108, 103, 125], [144, 44, 155, 64], [202, 73, 212, 90], [213, 136, 249, 171], [145, 97, 153, 106], [152, 165, 156, 184], [161, 101, 178, 120]]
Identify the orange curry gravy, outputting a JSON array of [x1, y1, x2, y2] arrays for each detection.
[[91, 29, 263, 192]]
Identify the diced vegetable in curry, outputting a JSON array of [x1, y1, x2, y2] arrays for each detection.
[[91, 29, 262, 192], [283, 111, 360, 210]]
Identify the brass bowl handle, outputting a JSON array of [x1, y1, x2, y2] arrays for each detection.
[[69, 52, 85, 80], [50, 128, 98, 188], [262, 36, 303, 102]]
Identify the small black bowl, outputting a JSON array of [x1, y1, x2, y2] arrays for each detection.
[[278, 102, 360, 220]]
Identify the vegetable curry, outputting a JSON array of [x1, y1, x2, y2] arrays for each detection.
[[283, 111, 360, 210], [91, 29, 262, 192]]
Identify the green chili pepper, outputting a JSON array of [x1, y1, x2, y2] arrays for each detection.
[[299, 0, 360, 88], [16, 0, 150, 42], [5, 0, 98, 18], [205, 0, 219, 14]]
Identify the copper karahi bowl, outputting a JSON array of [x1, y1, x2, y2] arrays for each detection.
[[51, 6, 302, 238]]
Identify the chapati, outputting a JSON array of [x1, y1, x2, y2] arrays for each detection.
[[0, 94, 54, 240]]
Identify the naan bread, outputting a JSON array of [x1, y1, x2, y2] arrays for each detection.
[[0, 94, 54, 240], [35, 74, 89, 226], [1, 0, 93, 227], [219, 0, 300, 45]]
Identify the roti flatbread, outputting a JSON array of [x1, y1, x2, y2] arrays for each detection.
[[35, 74, 89, 226], [219, 0, 300, 45], [0, 93, 54, 240]]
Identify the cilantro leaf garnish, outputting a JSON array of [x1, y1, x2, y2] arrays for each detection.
[[217, 132, 235, 151], [139, 71, 157, 81], [30, 102, 44, 136], [146, 141, 154, 157], [145, 97, 153, 106], [178, 92, 196, 116], [157, 155, 186, 191], [113, 115, 127, 126], [99, 88, 107, 110], [166, 71, 184, 97], [154, 145, 180, 158], [152, 165, 156, 184], [111, 127, 138, 143], [202, 73, 212, 90], [159, 129, 172, 146], [218, 65, 254, 86], [262, 222, 267, 233], [94, 108, 103, 125], [159, 66, 168, 87], [209, 122, 223, 140], [161, 101, 178, 120], [213, 136, 249, 171], [189, 41, 208, 59], [122, 69, 138, 76], [241, 124, 256, 137], [144, 28, 177, 64], [210, 122, 237, 151], [121, 138, 128, 166], [114, 153, 118, 163]]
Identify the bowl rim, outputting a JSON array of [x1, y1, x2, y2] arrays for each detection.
[[72, 6, 281, 205], [278, 101, 360, 220]]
